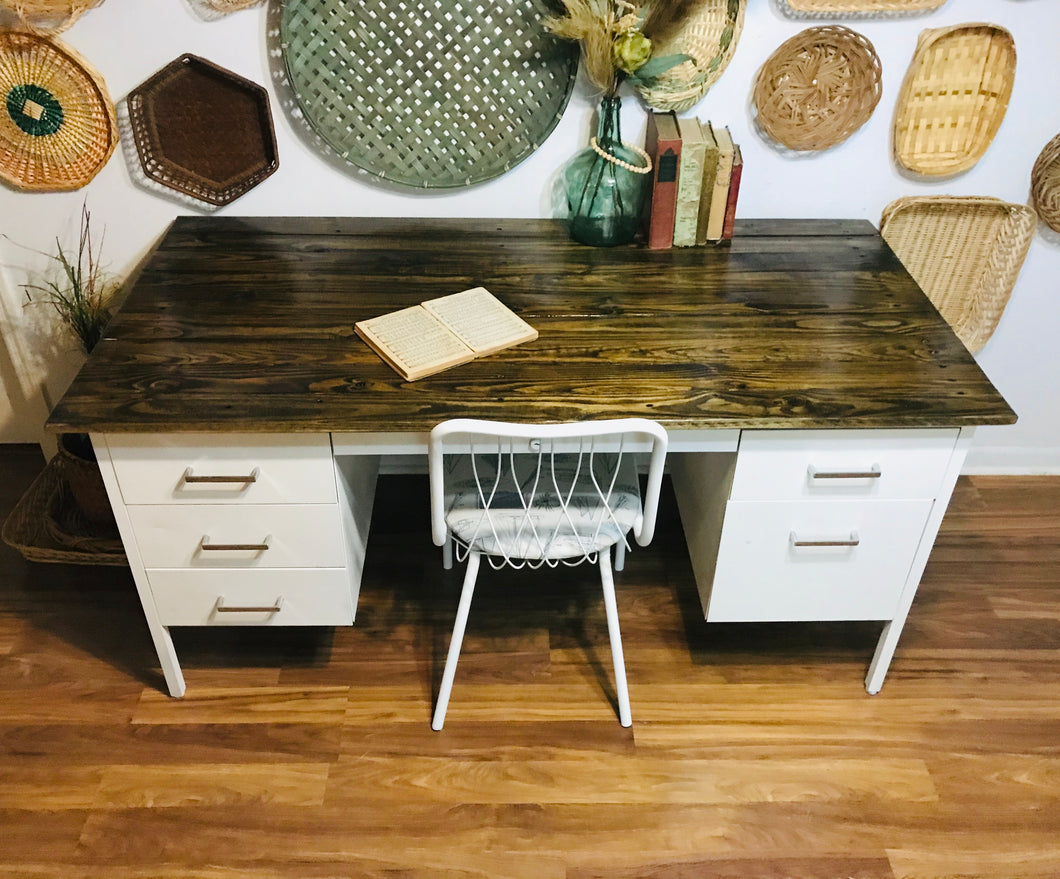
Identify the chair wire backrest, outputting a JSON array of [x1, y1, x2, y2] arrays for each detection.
[[430, 419, 669, 570]]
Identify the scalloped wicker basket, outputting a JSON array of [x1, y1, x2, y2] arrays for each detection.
[[0, 30, 117, 190], [633, 0, 745, 112], [752, 25, 881, 151], [893, 23, 1016, 176], [0, 0, 105, 34], [880, 196, 1035, 352], [1031, 133, 1060, 234]]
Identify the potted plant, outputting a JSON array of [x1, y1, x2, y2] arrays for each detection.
[[21, 203, 118, 525]]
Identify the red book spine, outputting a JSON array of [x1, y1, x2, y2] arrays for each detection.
[[720, 144, 743, 243], [643, 111, 682, 250]]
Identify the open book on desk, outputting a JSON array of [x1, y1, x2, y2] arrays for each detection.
[[355, 286, 538, 381]]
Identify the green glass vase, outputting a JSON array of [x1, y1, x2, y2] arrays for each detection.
[[565, 96, 650, 247]]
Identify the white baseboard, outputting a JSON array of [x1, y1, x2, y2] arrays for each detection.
[[963, 446, 1060, 475]]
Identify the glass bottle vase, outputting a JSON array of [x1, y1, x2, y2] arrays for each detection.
[[564, 96, 650, 247]]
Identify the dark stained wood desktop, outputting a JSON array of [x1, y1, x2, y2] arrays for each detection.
[[46, 217, 1015, 435]]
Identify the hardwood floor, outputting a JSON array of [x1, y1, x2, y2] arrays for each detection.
[[1, 445, 1058, 878]]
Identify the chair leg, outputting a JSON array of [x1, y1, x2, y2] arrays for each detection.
[[432, 550, 481, 731], [614, 539, 626, 572], [442, 533, 453, 570], [599, 549, 632, 727]]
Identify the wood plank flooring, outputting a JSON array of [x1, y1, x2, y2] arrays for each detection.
[[1, 445, 1058, 878]]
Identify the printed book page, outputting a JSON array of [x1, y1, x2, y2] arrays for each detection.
[[422, 287, 538, 357], [355, 305, 475, 381]]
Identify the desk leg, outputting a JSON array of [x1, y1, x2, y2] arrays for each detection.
[[91, 434, 186, 698], [864, 427, 974, 695]]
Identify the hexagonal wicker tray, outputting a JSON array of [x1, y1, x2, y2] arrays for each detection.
[[124, 54, 278, 208], [279, 0, 577, 189], [893, 23, 1016, 176], [880, 196, 1035, 352]]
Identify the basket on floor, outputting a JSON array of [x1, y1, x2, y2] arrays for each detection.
[[752, 25, 881, 151], [0, 0, 105, 34], [880, 196, 1035, 352], [780, 0, 947, 14], [0, 30, 117, 190], [1031, 133, 1060, 234], [633, 0, 745, 112], [893, 23, 1016, 176]]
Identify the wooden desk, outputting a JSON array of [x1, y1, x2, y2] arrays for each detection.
[[49, 217, 1015, 697]]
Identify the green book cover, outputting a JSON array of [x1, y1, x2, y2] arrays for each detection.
[[673, 117, 706, 247], [695, 121, 720, 246]]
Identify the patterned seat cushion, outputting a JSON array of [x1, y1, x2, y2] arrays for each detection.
[[443, 451, 642, 561]]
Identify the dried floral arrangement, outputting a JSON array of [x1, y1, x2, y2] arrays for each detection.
[[544, 0, 692, 96]]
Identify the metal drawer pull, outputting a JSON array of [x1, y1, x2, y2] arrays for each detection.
[[790, 531, 860, 547], [183, 466, 260, 485], [200, 536, 271, 552], [808, 464, 881, 480], [215, 596, 284, 614]]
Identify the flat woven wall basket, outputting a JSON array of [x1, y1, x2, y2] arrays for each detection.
[[1031, 133, 1060, 234], [633, 0, 746, 112], [280, 0, 577, 189], [893, 23, 1016, 176], [780, 0, 947, 14], [0, 30, 117, 191], [880, 196, 1035, 352], [0, 0, 105, 34], [752, 25, 881, 151]]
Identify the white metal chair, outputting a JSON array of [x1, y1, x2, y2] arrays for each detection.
[[428, 418, 669, 730]]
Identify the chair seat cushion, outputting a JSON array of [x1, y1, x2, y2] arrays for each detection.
[[444, 451, 642, 561]]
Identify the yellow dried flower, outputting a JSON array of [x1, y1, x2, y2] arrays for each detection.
[[612, 30, 652, 75]]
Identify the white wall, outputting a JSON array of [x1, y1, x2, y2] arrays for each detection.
[[2, 0, 1058, 471]]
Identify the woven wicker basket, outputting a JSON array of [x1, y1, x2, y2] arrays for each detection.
[[0, 30, 117, 190], [752, 26, 881, 151], [880, 196, 1035, 352], [1031, 133, 1060, 234], [0, 0, 105, 34], [633, 0, 745, 113], [893, 23, 1016, 176], [781, 0, 946, 13], [186, 0, 263, 19]]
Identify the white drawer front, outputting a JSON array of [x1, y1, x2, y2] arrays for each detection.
[[128, 504, 346, 568], [147, 568, 354, 626], [105, 433, 336, 505], [708, 498, 933, 622], [730, 429, 957, 501]]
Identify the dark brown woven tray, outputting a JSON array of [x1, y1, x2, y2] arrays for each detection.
[[125, 53, 278, 207]]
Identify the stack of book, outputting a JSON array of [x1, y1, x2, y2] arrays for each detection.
[[642, 112, 743, 250]]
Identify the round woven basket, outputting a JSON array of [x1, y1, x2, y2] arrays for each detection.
[[1031, 133, 1060, 234], [0, 31, 117, 190], [0, 0, 105, 34], [633, 0, 746, 113], [753, 25, 881, 151]]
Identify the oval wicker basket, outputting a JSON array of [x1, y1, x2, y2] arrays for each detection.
[[0, 30, 117, 191], [0, 0, 105, 34], [1031, 133, 1060, 234], [633, 0, 745, 113], [752, 25, 881, 151], [893, 23, 1016, 176], [880, 195, 1035, 352]]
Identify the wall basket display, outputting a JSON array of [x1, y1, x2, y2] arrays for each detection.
[[752, 25, 881, 151], [779, 0, 947, 15], [186, 0, 264, 20], [0, 0, 105, 34], [880, 196, 1035, 352], [893, 23, 1016, 176], [121, 54, 278, 208], [0, 30, 116, 191], [1031, 133, 1060, 234], [279, 0, 577, 189], [633, 0, 745, 113]]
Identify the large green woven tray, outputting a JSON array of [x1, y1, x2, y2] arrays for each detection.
[[280, 0, 577, 189]]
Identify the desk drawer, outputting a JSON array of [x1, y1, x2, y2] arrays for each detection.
[[707, 498, 933, 622], [128, 504, 346, 568], [106, 433, 336, 505], [147, 568, 354, 626], [731, 429, 957, 501]]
